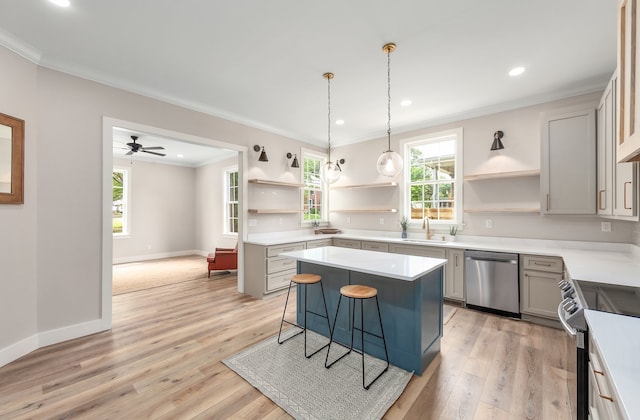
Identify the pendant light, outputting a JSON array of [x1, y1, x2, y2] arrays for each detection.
[[321, 72, 342, 184], [376, 43, 404, 177]]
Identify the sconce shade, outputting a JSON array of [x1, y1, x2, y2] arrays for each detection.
[[377, 150, 403, 177], [491, 131, 505, 151], [258, 146, 269, 162], [287, 152, 300, 168]]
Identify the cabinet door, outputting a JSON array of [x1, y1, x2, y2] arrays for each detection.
[[597, 77, 615, 215], [617, 0, 640, 162], [541, 106, 597, 214], [444, 249, 464, 300], [521, 270, 562, 319], [306, 239, 332, 249], [332, 238, 361, 249], [388, 243, 446, 259], [361, 241, 389, 252]]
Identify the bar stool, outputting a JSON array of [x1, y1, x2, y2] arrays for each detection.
[[324, 284, 389, 390], [277, 273, 332, 358]]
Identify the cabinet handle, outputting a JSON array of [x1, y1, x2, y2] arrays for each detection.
[[598, 190, 605, 210], [546, 194, 550, 211], [454, 254, 458, 267], [624, 181, 632, 209], [592, 369, 614, 402], [533, 261, 552, 267]]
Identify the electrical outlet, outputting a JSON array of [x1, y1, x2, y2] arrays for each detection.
[[279, 217, 283, 225], [346, 216, 351, 224], [601, 221, 611, 232], [248, 219, 257, 227], [379, 217, 385, 225], [485, 219, 493, 229]]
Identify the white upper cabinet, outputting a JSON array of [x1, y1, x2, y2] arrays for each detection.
[[541, 105, 597, 215], [617, 0, 640, 162]]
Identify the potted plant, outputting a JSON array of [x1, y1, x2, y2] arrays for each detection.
[[448, 225, 458, 241], [400, 216, 409, 238]]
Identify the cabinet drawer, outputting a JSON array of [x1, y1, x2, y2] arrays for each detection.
[[267, 256, 297, 274], [521, 254, 563, 273], [361, 241, 389, 252], [267, 242, 305, 257], [267, 269, 296, 291], [306, 239, 332, 249], [332, 238, 362, 249], [388, 243, 446, 259]]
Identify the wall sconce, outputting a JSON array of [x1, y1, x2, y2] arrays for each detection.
[[286, 152, 300, 168], [491, 131, 505, 151], [335, 158, 346, 171], [253, 145, 269, 162]]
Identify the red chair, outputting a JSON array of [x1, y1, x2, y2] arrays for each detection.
[[207, 244, 238, 277]]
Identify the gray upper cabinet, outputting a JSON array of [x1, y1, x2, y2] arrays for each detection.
[[541, 105, 597, 215]]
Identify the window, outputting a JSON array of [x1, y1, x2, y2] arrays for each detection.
[[225, 168, 239, 234], [403, 129, 463, 225], [112, 168, 129, 235], [302, 150, 327, 223]]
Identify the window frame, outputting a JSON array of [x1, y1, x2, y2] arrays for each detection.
[[223, 166, 239, 236], [112, 167, 130, 237], [400, 128, 464, 228], [300, 148, 329, 225]]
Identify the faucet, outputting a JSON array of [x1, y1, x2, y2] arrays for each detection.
[[422, 217, 433, 240]]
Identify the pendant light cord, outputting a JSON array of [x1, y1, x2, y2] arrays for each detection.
[[387, 47, 392, 152], [327, 74, 332, 162]]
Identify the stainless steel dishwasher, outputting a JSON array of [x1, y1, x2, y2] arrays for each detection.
[[464, 250, 520, 318]]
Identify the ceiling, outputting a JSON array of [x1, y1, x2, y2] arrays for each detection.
[[0, 1, 617, 150]]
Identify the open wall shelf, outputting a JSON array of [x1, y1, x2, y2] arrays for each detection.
[[463, 170, 540, 181]]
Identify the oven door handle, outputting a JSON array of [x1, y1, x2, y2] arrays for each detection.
[[557, 302, 577, 337]]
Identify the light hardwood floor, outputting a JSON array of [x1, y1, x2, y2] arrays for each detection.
[[0, 276, 571, 419]]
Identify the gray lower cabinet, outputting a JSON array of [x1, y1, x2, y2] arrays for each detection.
[[520, 254, 563, 319], [444, 249, 464, 301], [306, 238, 332, 249], [388, 243, 446, 259], [244, 241, 306, 298]]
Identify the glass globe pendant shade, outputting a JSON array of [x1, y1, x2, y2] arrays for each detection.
[[376, 150, 403, 177], [321, 161, 342, 184]]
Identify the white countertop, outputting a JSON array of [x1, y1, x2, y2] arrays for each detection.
[[585, 310, 640, 420], [279, 246, 447, 281]]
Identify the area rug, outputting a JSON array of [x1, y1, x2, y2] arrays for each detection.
[[223, 329, 412, 420]]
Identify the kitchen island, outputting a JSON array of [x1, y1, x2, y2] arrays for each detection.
[[279, 246, 447, 374]]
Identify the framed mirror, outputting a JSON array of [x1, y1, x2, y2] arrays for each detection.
[[0, 112, 25, 204]]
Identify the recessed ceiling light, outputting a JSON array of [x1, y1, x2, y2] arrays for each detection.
[[335, 119, 344, 125], [49, 0, 71, 7], [509, 67, 526, 77], [400, 99, 412, 107], [177, 154, 184, 158]]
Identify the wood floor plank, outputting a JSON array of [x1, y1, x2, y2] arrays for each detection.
[[0, 268, 572, 419]]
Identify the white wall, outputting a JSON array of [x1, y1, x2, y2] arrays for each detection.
[[331, 92, 635, 242], [112, 159, 197, 263], [195, 156, 239, 253], [0, 46, 38, 362]]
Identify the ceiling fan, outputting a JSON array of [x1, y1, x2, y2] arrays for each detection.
[[125, 135, 166, 156]]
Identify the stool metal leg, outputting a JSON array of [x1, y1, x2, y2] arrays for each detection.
[[362, 295, 389, 390], [325, 295, 352, 368], [279, 279, 331, 358], [278, 280, 303, 344]]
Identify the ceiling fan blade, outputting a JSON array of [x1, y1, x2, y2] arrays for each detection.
[[143, 150, 166, 157], [126, 150, 134, 156], [142, 146, 164, 150]]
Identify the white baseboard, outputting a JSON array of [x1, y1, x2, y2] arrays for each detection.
[[0, 318, 109, 368], [0, 334, 38, 368], [113, 249, 201, 265]]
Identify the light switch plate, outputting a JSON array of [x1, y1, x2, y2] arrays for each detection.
[[485, 219, 493, 229], [601, 221, 611, 232]]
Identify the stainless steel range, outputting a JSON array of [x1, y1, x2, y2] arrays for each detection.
[[558, 276, 640, 420]]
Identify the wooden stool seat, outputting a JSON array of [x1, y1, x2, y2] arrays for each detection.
[[340, 284, 377, 299], [292, 273, 322, 284]]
